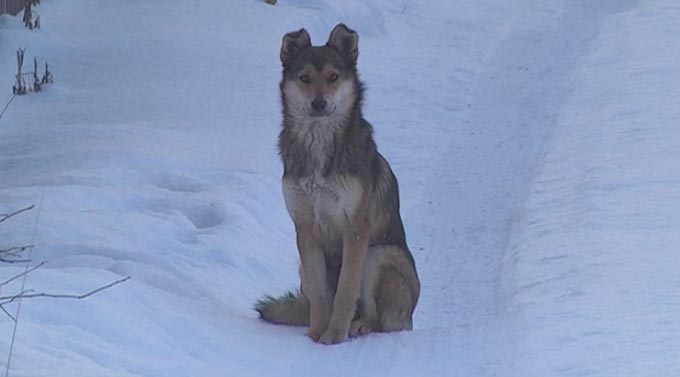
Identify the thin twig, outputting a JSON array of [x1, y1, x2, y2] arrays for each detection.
[[0, 245, 34, 264], [0, 261, 45, 287], [0, 305, 16, 322], [0, 245, 33, 254], [0, 204, 34, 223], [0, 276, 131, 306], [0, 257, 31, 264], [5, 194, 42, 377], [0, 95, 18, 122]]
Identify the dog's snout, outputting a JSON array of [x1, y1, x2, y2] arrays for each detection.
[[311, 98, 327, 112]]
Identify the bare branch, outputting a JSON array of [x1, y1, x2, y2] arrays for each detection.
[[0, 245, 33, 263], [0, 245, 33, 254], [0, 205, 34, 223], [0, 261, 45, 287], [0, 276, 131, 306], [0, 305, 16, 322]]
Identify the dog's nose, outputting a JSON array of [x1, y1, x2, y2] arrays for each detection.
[[311, 98, 327, 112]]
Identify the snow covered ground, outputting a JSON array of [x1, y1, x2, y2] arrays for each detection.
[[1, 0, 678, 376]]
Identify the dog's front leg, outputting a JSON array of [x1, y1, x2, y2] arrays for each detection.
[[296, 220, 330, 341], [319, 217, 370, 345], [284, 178, 330, 341]]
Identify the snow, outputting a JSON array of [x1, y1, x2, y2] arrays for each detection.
[[1, 0, 679, 376], [501, 1, 680, 375]]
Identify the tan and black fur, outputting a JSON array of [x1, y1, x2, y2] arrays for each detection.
[[256, 24, 420, 345]]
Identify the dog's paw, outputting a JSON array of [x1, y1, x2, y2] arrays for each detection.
[[307, 330, 322, 342], [348, 320, 373, 338], [318, 327, 348, 345], [307, 326, 325, 342]]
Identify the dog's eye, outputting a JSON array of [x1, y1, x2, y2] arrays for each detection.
[[327, 73, 339, 83], [299, 75, 311, 84]]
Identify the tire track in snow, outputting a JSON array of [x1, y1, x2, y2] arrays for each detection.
[[410, 1, 639, 375]]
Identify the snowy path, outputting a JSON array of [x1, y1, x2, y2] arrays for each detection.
[[407, 1, 642, 375], [1, 0, 679, 376], [501, 1, 680, 375]]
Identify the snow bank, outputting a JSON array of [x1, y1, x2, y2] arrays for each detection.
[[502, 1, 680, 375]]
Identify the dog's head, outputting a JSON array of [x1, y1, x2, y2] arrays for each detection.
[[280, 24, 361, 121]]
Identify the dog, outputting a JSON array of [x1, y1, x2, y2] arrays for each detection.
[[255, 24, 420, 345]]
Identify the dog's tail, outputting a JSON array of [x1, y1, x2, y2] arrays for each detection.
[[255, 291, 309, 326]]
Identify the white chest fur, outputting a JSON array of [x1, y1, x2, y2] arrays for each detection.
[[282, 94, 362, 233], [283, 173, 363, 233]]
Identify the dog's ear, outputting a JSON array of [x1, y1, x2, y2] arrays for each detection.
[[326, 23, 359, 65], [280, 28, 311, 66]]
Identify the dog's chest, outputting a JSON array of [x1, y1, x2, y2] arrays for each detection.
[[300, 173, 361, 230], [300, 174, 335, 203], [283, 121, 362, 233], [282, 169, 362, 241], [296, 125, 348, 220]]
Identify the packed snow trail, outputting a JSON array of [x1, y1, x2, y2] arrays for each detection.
[[501, 1, 680, 375], [1, 1, 679, 376], [401, 1, 643, 374]]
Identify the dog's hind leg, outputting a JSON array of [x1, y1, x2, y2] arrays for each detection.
[[376, 265, 415, 331], [358, 246, 419, 334]]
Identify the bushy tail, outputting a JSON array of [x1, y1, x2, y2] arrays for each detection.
[[255, 291, 309, 326]]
